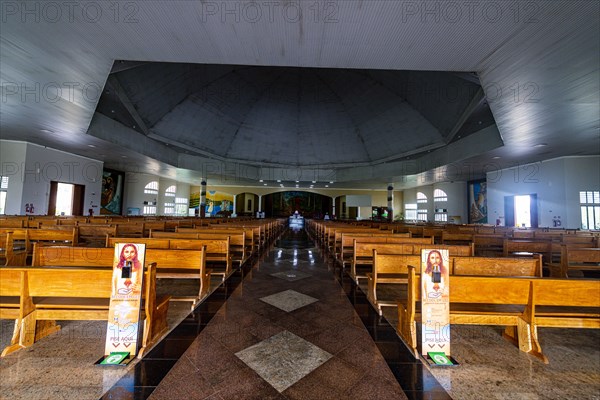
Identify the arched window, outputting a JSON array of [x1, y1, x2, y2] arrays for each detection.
[[144, 181, 159, 195], [165, 185, 176, 197], [434, 189, 448, 222], [163, 185, 177, 215], [434, 189, 447, 202], [416, 192, 427, 221]]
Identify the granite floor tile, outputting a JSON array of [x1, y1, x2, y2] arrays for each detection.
[[260, 289, 319, 312], [270, 269, 312, 281], [235, 331, 333, 393], [148, 356, 215, 400]]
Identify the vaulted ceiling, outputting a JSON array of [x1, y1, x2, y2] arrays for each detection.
[[1, 1, 598, 189]]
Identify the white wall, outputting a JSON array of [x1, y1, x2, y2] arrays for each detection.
[[434, 182, 467, 224], [0, 141, 27, 215], [564, 156, 600, 228], [0, 141, 102, 215], [487, 156, 599, 229], [123, 172, 159, 215]]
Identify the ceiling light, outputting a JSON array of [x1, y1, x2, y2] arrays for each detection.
[[40, 129, 53, 134], [277, 180, 281, 183], [329, 181, 334, 184], [121, 155, 127, 158], [312, 181, 316, 183], [325, 185, 329, 188], [492, 156, 501, 159], [534, 143, 548, 147], [259, 179, 264, 182], [87, 144, 96, 148], [295, 180, 299, 183], [263, 183, 267, 186]]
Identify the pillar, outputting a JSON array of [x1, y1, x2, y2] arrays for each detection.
[[200, 179, 207, 218], [387, 184, 394, 221]]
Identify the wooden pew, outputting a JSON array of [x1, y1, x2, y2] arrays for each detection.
[[108, 236, 232, 279], [0, 218, 26, 228], [336, 232, 413, 266], [350, 240, 472, 283], [453, 254, 543, 277], [351, 242, 417, 283], [0, 227, 79, 258], [473, 234, 505, 256], [181, 227, 252, 264], [0, 264, 169, 358], [0, 269, 34, 356], [77, 224, 116, 246], [32, 244, 210, 308], [397, 266, 600, 363], [0, 231, 27, 266], [441, 231, 473, 245], [503, 238, 553, 264], [548, 246, 600, 278], [367, 253, 421, 314], [368, 252, 541, 315]]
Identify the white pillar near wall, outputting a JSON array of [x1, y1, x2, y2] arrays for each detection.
[[387, 184, 394, 221], [258, 195, 262, 213], [232, 195, 237, 217], [200, 179, 207, 218]]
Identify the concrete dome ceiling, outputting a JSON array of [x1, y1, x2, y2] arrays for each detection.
[[1, 0, 598, 188], [95, 64, 495, 169]]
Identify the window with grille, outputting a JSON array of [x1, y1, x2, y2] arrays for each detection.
[[417, 192, 427, 204], [143, 205, 157, 215], [434, 213, 448, 222], [434, 189, 447, 202], [417, 210, 428, 221], [164, 203, 175, 215], [165, 185, 176, 197], [175, 197, 188, 216], [0, 176, 8, 215], [405, 204, 417, 220], [144, 181, 159, 195], [580, 190, 600, 230]]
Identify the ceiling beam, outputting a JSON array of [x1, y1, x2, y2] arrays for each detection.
[[110, 61, 148, 74], [445, 87, 485, 144], [106, 75, 150, 135]]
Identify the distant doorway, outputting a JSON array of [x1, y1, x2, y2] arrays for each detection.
[[505, 194, 538, 228], [48, 182, 85, 216]]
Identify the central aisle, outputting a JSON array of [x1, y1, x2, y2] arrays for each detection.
[[148, 228, 407, 399]]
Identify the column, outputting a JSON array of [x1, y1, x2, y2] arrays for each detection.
[[232, 195, 237, 217], [387, 184, 394, 222], [200, 179, 207, 218]]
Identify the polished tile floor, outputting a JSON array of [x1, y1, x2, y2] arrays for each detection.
[[1, 227, 598, 399]]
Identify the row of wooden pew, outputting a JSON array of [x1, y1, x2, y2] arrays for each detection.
[[307, 219, 600, 363], [0, 217, 287, 357]]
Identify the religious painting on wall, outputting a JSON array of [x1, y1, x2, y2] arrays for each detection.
[[101, 169, 124, 215], [205, 191, 233, 216], [188, 187, 233, 216], [468, 179, 487, 224], [189, 187, 200, 209]]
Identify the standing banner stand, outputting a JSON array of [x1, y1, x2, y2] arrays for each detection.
[[420, 249, 458, 367], [96, 243, 147, 366]]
